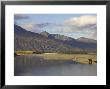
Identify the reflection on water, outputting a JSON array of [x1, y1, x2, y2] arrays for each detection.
[[14, 55, 97, 76]]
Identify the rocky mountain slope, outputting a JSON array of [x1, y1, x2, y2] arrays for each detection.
[[14, 24, 97, 53]]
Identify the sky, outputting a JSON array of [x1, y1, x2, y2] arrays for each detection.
[[14, 14, 97, 40]]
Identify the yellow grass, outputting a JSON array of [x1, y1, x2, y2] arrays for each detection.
[[15, 51, 33, 55], [15, 51, 97, 64], [37, 53, 97, 64]]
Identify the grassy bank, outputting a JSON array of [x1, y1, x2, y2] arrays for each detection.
[[15, 51, 97, 64], [37, 53, 97, 64], [15, 51, 34, 55]]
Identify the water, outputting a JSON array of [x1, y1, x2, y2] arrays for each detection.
[[14, 55, 97, 76]]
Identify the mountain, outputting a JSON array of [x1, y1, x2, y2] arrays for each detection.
[[40, 31, 96, 50], [51, 34, 73, 41], [14, 24, 43, 37], [77, 37, 97, 43], [40, 31, 73, 41], [40, 31, 50, 37], [14, 24, 97, 53]]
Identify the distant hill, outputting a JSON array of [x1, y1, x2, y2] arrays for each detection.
[[14, 24, 97, 53], [14, 24, 43, 37], [77, 37, 97, 43], [40, 31, 73, 41], [40, 31, 50, 37]]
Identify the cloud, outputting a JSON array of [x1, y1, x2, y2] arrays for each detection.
[[20, 22, 97, 39], [65, 15, 97, 27], [18, 15, 97, 39], [19, 22, 47, 33], [20, 22, 35, 30], [47, 25, 79, 33], [14, 14, 29, 20], [20, 23, 65, 33], [19, 22, 37, 32], [62, 15, 97, 39]]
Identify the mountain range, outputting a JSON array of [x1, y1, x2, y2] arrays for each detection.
[[14, 24, 97, 53]]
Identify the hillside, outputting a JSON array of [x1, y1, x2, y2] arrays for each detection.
[[14, 24, 97, 53], [77, 37, 97, 43]]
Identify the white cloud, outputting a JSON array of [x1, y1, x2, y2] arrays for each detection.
[[65, 15, 97, 27], [18, 15, 97, 40], [19, 22, 36, 31], [19, 22, 42, 33], [19, 22, 97, 40], [47, 25, 78, 33], [62, 15, 97, 39]]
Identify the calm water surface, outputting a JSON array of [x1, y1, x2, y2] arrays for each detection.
[[14, 55, 97, 76]]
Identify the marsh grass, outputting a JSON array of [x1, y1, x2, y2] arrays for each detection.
[[37, 53, 97, 64], [15, 51, 97, 64], [15, 51, 34, 54]]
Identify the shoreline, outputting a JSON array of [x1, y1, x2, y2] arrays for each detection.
[[14, 52, 97, 64]]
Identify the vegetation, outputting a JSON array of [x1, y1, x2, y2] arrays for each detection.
[[14, 25, 97, 64], [15, 50, 97, 64], [14, 24, 97, 53], [15, 51, 34, 55], [35, 53, 97, 64], [58, 51, 88, 54]]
